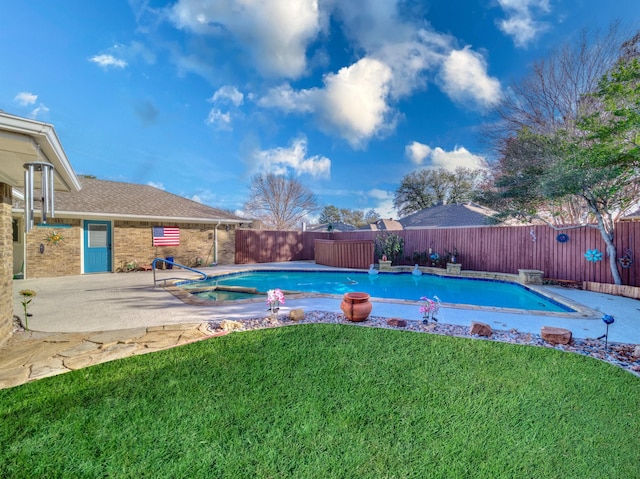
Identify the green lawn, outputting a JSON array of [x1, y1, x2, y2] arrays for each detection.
[[1, 324, 638, 478]]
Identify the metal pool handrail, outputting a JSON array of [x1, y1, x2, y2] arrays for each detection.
[[152, 258, 208, 287]]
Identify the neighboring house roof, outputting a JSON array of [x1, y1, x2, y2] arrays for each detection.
[[364, 218, 403, 231], [399, 203, 498, 229], [622, 208, 640, 221], [16, 177, 247, 224], [305, 222, 357, 232]]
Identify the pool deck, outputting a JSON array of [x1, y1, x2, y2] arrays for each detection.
[[2, 261, 639, 388]]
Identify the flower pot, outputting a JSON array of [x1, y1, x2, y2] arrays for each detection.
[[340, 292, 372, 322]]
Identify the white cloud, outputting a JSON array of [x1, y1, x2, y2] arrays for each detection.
[[367, 189, 396, 219], [205, 109, 232, 130], [205, 86, 244, 130], [89, 54, 128, 69], [30, 104, 50, 119], [259, 57, 394, 148], [147, 181, 166, 190], [255, 2, 502, 145], [251, 136, 331, 178], [405, 142, 488, 171], [333, 2, 446, 99], [405, 141, 432, 165], [90, 42, 155, 70], [257, 83, 317, 113], [496, 0, 550, 47], [210, 85, 244, 106], [319, 58, 394, 148], [14, 92, 37, 106], [169, 0, 323, 78], [438, 47, 501, 109]]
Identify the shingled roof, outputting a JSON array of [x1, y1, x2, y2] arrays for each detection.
[[399, 203, 498, 229], [26, 177, 246, 224]]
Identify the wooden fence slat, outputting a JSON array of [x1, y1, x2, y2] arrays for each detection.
[[235, 222, 640, 286]]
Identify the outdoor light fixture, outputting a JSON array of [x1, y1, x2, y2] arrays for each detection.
[[599, 314, 615, 349]]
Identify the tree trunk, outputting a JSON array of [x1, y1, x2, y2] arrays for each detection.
[[605, 240, 621, 285], [592, 209, 622, 285]]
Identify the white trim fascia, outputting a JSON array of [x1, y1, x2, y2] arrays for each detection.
[[0, 112, 81, 192]]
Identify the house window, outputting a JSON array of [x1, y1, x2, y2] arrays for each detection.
[[88, 224, 108, 247]]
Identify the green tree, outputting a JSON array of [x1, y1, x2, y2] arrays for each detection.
[[393, 167, 483, 217], [493, 129, 638, 285], [318, 205, 341, 224], [489, 32, 640, 285], [578, 34, 640, 170], [318, 205, 379, 228]]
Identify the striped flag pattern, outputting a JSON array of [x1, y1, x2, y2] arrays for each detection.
[[152, 226, 180, 246]]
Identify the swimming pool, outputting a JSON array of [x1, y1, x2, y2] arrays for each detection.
[[177, 270, 574, 312]]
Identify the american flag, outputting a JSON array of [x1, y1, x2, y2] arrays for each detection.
[[152, 226, 180, 246]]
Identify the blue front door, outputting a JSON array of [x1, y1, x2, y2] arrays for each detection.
[[84, 220, 112, 273]]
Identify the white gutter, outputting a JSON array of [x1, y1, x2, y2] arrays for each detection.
[[11, 208, 245, 224], [11, 188, 24, 201]]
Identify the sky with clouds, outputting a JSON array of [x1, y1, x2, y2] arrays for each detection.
[[0, 0, 637, 220]]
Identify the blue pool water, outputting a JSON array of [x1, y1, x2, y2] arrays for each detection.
[[179, 270, 574, 312]]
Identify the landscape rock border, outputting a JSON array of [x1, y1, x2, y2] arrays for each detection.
[[207, 311, 640, 377]]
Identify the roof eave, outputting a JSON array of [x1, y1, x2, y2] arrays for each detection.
[[12, 208, 247, 224], [0, 112, 81, 192]]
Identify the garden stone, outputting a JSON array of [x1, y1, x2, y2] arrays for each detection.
[[470, 321, 492, 337], [387, 318, 407, 327], [541, 326, 572, 345], [289, 309, 305, 321], [633, 346, 640, 358], [220, 320, 244, 331]]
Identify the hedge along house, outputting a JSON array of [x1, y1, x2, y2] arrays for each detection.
[[1, 111, 81, 346], [12, 176, 247, 279]]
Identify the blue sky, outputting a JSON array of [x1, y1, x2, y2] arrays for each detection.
[[1, 1, 637, 220]]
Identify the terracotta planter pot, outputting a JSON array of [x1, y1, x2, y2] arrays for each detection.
[[340, 292, 372, 322]]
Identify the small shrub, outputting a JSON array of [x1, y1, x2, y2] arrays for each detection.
[[374, 232, 404, 264]]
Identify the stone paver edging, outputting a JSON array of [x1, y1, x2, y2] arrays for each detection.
[[0, 323, 215, 389]]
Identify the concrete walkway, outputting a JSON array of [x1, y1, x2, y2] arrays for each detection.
[[3, 262, 639, 389]]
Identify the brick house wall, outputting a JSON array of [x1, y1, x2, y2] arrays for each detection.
[[113, 221, 236, 269], [25, 219, 82, 279], [1, 183, 13, 347], [22, 218, 237, 278]]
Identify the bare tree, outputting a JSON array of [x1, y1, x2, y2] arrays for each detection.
[[244, 174, 318, 230], [488, 21, 632, 140], [483, 22, 640, 284]]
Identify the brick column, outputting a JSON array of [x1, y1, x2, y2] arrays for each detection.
[[0, 183, 13, 347]]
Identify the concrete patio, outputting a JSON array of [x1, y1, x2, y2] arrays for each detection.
[[2, 262, 639, 389]]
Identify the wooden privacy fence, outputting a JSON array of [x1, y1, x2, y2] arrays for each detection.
[[235, 230, 330, 264], [314, 239, 374, 270], [235, 222, 640, 286]]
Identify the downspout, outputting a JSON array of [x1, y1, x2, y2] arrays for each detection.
[[214, 221, 220, 265]]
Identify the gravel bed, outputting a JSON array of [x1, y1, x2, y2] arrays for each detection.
[[207, 311, 640, 377]]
